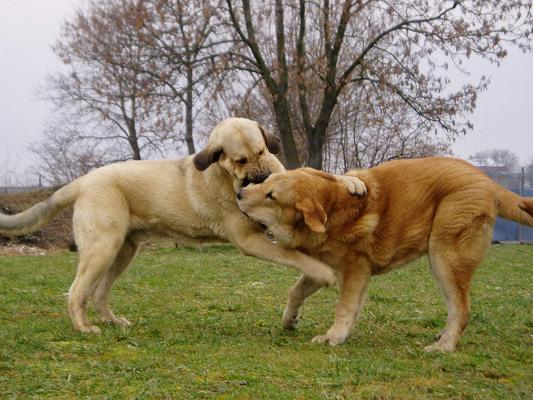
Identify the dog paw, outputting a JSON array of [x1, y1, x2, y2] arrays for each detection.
[[335, 175, 367, 197], [311, 331, 348, 346], [282, 309, 299, 330], [115, 316, 132, 327], [77, 325, 102, 334], [318, 269, 337, 287], [423, 341, 456, 353], [104, 316, 132, 327]]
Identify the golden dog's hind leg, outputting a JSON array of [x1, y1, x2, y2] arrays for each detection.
[[91, 237, 138, 327], [426, 203, 493, 352], [312, 264, 371, 346], [282, 275, 326, 330]]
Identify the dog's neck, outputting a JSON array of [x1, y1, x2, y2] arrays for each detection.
[[204, 163, 240, 202], [292, 173, 379, 265]]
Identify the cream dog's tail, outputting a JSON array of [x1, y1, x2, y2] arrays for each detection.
[[0, 181, 79, 236], [495, 185, 533, 227]]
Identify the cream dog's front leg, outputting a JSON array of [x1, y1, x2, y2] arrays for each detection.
[[230, 227, 337, 287], [333, 175, 367, 196]]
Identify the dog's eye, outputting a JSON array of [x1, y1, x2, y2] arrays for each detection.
[[237, 157, 247, 165], [266, 191, 275, 200], [258, 149, 264, 156]]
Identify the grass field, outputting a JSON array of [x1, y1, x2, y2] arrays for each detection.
[[0, 244, 532, 399]]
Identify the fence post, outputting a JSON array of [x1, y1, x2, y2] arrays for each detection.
[[518, 167, 524, 243]]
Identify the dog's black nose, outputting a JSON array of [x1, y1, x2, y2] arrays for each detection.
[[251, 172, 270, 184], [237, 189, 243, 200]]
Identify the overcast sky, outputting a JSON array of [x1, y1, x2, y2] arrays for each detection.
[[1, 1, 533, 184]]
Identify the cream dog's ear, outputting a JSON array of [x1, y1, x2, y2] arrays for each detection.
[[258, 125, 281, 154], [193, 145, 223, 171], [295, 197, 327, 233]]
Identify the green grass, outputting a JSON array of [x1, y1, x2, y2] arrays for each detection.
[[0, 244, 532, 399]]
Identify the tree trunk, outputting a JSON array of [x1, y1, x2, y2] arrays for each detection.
[[126, 117, 141, 160], [129, 135, 142, 160], [273, 98, 300, 169], [306, 89, 338, 169], [308, 131, 324, 169], [185, 63, 196, 155]]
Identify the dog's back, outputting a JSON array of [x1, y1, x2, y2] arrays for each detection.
[[350, 157, 533, 230], [339, 157, 533, 271]]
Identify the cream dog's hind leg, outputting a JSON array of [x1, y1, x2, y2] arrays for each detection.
[[68, 239, 123, 333], [91, 237, 138, 327], [69, 197, 129, 333]]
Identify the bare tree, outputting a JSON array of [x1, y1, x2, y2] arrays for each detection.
[[469, 149, 520, 172], [324, 85, 452, 172], [207, 68, 452, 172], [43, 0, 179, 163], [132, 0, 230, 154], [527, 159, 533, 174], [0, 158, 32, 188], [36, 0, 533, 177], [525, 158, 533, 189], [28, 119, 126, 185], [224, 0, 533, 169]]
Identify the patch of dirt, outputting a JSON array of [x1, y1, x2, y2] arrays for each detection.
[[0, 244, 54, 256]]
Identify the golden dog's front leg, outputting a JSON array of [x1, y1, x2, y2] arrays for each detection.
[[312, 265, 371, 346], [283, 275, 326, 330]]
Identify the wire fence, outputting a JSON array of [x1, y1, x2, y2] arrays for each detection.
[[485, 168, 533, 242]]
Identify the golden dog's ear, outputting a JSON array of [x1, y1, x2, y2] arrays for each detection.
[[193, 146, 223, 171], [295, 197, 327, 233], [259, 125, 281, 154]]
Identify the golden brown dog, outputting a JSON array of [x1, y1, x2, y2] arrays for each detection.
[[0, 117, 364, 333], [237, 157, 533, 351]]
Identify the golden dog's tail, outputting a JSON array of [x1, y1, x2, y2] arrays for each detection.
[[495, 185, 533, 227], [0, 181, 79, 236]]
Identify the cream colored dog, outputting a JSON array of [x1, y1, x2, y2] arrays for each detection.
[[237, 157, 533, 351], [0, 117, 364, 333]]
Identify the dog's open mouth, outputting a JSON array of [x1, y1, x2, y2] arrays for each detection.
[[255, 221, 275, 242], [237, 207, 272, 239], [241, 177, 251, 188], [239, 208, 267, 231]]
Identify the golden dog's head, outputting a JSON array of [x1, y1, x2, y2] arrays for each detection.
[[193, 118, 284, 189], [237, 168, 374, 248], [237, 168, 364, 248]]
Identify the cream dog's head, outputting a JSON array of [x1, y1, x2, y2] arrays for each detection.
[[193, 118, 284, 189]]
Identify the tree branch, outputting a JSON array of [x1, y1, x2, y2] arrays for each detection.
[[337, 1, 461, 93]]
